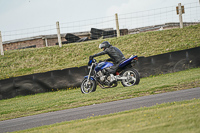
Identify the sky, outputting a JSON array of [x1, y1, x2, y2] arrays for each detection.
[[0, 0, 199, 41]]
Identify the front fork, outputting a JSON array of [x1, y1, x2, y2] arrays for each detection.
[[86, 63, 94, 86]]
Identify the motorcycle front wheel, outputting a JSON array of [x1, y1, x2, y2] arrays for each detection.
[[121, 68, 140, 87], [81, 78, 97, 94]]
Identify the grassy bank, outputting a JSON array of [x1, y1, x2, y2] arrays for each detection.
[[0, 24, 200, 80], [16, 99, 200, 133], [1, 67, 200, 121]]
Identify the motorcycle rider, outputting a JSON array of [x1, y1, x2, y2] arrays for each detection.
[[89, 41, 126, 75]]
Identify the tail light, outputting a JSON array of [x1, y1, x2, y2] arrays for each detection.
[[133, 57, 138, 60]]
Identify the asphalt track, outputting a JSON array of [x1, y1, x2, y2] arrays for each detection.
[[0, 87, 200, 133]]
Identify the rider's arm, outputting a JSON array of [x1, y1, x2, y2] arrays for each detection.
[[92, 50, 107, 58]]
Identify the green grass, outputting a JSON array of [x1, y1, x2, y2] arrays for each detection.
[[0, 24, 199, 132], [0, 24, 200, 80], [15, 99, 200, 133], [1, 67, 200, 121]]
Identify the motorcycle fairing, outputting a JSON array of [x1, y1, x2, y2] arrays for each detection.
[[95, 62, 113, 72]]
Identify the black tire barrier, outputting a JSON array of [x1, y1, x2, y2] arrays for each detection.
[[90, 28, 127, 39], [90, 28, 117, 39], [0, 47, 200, 100], [65, 33, 80, 42], [76, 37, 88, 42], [103, 34, 117, 39], [56, 37, 89, 45], [0, 66, 88, 100], [56, 28, 128, 45], [135, 47, 200, 78], [90, 28, 104, 35], [18, 45, 36, 49], [90, 33, 102, 39], [103, 30, 117, 36], [56, 41, 68, 45]]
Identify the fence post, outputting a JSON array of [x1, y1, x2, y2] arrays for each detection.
[[45, 37, 48, 47], [0, 31, 4, 56], [178, 3, 184, 28], [56, 21, 62, 47], [115, 13, 120, 37]]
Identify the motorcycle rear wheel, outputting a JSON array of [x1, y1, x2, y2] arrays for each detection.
[[81, 78, 97, 94], [121, 68, 140, 87]]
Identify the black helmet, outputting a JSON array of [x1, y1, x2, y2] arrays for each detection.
[[99, 41, 111, 50]]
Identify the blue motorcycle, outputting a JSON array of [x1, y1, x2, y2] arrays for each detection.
[[81, 55, 140, 94]]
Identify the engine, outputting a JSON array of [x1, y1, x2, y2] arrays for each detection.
[[96, 69, 113, 86], [96, 70, 106, 82]]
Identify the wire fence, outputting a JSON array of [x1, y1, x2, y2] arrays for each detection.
[[60, 16, 115, 34], [119, 2, 200, 29], [0, 2, 200, 52], [2, 24, 56, 42]]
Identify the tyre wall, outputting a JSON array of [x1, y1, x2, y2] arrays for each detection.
[[0, 66, 88, 100], [0, 47, 200, 100], [135, 47, 200, 77]]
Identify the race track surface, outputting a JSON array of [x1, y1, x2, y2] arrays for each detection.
[[0, 87, 200, 133]]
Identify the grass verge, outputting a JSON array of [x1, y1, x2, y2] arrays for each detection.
[[15, 99, 200, 133], [0, 24, 200, 80], [0, 67, 200, 121]]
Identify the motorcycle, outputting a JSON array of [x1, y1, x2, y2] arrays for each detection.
[[81, 55, 140, 94]]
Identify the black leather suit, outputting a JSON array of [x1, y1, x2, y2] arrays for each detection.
[[92, 45, 125, 74]]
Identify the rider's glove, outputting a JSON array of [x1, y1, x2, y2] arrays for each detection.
[[89, 56, 93, 60]]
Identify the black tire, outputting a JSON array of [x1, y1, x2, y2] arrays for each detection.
[[81, 78, 97, 94], [102, 30, 116, 36], [90, 33, 102, 39], [90, 28, 104, 35], [76, 37, 88, 42], [65, 33, 80, 42], [121, 68, 140, 87]]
